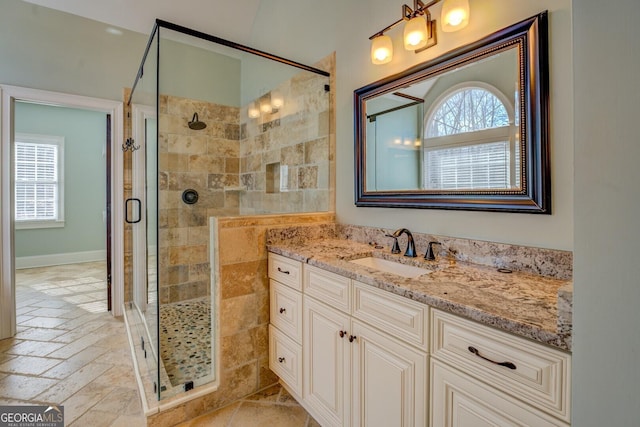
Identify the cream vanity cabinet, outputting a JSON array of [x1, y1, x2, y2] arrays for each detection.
[[269, 253, 428, 427], [303, 266, 428, 427], [430, 309, 571, 427], [269, 252, 572, 427]]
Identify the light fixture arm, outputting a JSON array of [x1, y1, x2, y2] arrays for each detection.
[[370, 0, 439, 39], [369, 18, 404, 40], [369, 0, 468, 64]]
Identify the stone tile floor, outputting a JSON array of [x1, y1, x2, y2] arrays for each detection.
[[177, 383, 320, 427], [0, 262, 317, 426], [0, 262, 146, 426]]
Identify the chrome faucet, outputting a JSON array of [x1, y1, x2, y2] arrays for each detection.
[[389, 228, 417, 258]]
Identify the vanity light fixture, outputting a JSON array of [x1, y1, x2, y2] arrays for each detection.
[[369, 0, 470, 64], [441, 0, 470, 32]]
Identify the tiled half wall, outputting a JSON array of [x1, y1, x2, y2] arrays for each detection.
[[147, 212, 335, 427]]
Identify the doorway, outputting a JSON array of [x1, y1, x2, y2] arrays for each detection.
[[0, 85, 125, 340], [14, 101, 110, 312]]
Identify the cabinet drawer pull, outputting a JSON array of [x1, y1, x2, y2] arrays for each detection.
[[349, 335, 357, 343], [277, 267, 290, 274], [279, 307, 286, 314], [339, 330, 347, 338], [278, 357, 286, 363], [468, 346, 516, 370]]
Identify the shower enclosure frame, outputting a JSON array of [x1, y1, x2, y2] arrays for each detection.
[[127, 19, 331, 403], [128, 19, 330, 106]]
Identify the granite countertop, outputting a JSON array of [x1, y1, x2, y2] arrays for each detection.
[[267, 238, 572, 352]]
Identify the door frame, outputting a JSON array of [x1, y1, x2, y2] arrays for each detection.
[[0, 85, 125, 339], [131, 103, 155, 315]]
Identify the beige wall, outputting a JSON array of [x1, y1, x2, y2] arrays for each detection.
[[249, 0, 573, 251]]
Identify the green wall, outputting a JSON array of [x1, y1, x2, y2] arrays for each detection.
[[0, 0, 146, 101], [159, 36, 241, 107], [14, 102, 107, 257]]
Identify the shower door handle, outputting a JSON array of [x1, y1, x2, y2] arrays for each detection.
[[125, 198, 142, 224]]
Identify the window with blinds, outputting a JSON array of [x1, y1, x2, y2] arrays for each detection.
[[14, 134, 64, 228], [423, 84, 516, 190], [425, 141, 510, 189]]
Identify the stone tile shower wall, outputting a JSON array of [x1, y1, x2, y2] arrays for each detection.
[[158, 95, 241, 304], [125, 53, 334, 305], [239, 70, 331, 214]]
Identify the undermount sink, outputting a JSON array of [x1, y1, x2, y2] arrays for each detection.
[[349, 257, 432, 279]]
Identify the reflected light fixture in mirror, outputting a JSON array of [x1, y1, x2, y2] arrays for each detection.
[[369, 0, 470, 64], [248, 102, 260, 118], [260, 98, 273, 114], [271, 90, 284, 109]]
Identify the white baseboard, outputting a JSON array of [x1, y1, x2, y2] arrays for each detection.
[[15, 249, 106, 269]]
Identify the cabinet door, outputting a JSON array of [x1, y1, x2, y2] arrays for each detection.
[[351, 320, 427, 427], [303, 296, 351, 427], [431, 359, 568, 427]]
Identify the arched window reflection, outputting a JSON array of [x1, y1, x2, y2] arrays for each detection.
[[423, 83, 518, 190]]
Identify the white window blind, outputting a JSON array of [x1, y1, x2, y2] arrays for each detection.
[[14, 134, 64, 227], [423, 84, 516, 190], [425, 141, 510, 189]]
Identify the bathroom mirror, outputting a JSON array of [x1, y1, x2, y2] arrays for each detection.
[[354, 12, 550, 213]]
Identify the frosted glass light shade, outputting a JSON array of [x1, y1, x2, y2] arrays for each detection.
[[441, 0, 469, 32], [404, 16, 428, 50], [371, 35, 393, 64]]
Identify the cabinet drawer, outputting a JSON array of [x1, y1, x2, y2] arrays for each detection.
[[268, 253, 302, 290], [269, 324, 302, 396], [431, 309, 571, 422], [304, 264, 351, 313], [353, 281, 428, 350], [431, 359, 569, 427], [270, 280, 302, 343]]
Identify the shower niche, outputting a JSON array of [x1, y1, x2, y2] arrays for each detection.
[[125, 20, 331, 406]]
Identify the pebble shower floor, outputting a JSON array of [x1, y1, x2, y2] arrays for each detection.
[[159, 297, 211, 386]]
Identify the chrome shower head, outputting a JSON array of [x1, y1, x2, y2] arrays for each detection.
[[188, 113, 207, 130]]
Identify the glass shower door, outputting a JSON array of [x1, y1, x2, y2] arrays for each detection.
[[128, 25, 162, 400]]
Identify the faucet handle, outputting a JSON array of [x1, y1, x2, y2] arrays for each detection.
[[424, 241, 441, 261], [385, 234, 402, 254]]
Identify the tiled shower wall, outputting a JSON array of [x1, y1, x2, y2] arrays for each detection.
[[157, 95, 241, 304], [239, 65, 331, 214], [131, 59, 333, 304]]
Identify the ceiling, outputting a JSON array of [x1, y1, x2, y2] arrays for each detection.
[[21, 0, 263, 42]]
